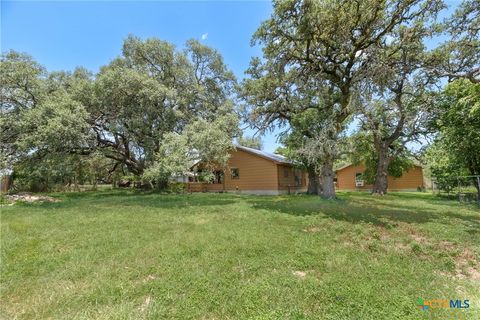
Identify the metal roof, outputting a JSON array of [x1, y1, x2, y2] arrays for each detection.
[[234, 145, 294, 164], [334, 161, 423, 172]]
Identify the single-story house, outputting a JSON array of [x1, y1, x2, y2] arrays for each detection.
[[335, 163, 424, 191], [188, 145, 308, 195]]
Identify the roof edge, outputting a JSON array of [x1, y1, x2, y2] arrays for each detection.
[[335, 161, 424, 172], [234, 145, 293, 165]]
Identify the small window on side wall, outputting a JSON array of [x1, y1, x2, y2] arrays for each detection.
[[230, 168, 240, 179], [355, 172, 364, 187], [284, 167, 289, 178]]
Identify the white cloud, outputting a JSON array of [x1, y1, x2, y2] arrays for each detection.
[[201, 33, 208, 40]]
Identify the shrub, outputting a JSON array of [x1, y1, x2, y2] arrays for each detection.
[[167, 182, 186, 194]]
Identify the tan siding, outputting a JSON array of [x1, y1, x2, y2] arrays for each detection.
[[336, 164, 372, 190], [277, 165, 296, 188], [202, 149, 279, 192], [277, 165, 307, 191], [388, 166, 424, 190], [336, 164, 424, 191]]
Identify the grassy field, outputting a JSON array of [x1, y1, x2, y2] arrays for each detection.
[[1, 191, 479, 319]]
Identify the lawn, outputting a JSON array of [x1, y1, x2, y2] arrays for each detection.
[[1, 191, 479, 319]]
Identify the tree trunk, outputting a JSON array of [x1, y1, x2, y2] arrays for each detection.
[[307, 166, 320, 195], [0, 175, 12, 193], [319, 158, 335, 199], [372, 147, 389, 195], [473, 176, 480, 200], [156, 178, 168, 191]]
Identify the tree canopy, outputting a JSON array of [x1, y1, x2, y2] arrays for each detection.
[[243, 0, 443, 198], [1, 36, 240, 190], [427, 79, 480, 195]]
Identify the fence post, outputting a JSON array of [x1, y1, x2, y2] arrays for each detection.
[[457, 178, 460, 201], [477, 176, 480, 203]]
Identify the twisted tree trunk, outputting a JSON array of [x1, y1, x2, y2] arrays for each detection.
[[307, 166, 320, 195], [372, 146, 390, 195], [319, 157, 335, 199]]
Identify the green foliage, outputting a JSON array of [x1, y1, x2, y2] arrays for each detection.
[[13, 155, 84, 192], [347, 133, 414, 184], [429, 0, 480, 83], [11, 151, 118, 192], [19, 92, 91, 152], [1, 35, 240, 191], [85, 35, 238, 175], [243, 0, 442, 198], [427, 79, 480, 193], [237, 135, 262, 150], [143, 114, 239, 183], [0, 51, 46, 170], [274, 146, 288, 156], [166, 182, 187, 194]]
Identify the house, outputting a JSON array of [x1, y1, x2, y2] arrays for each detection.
[[335, 163, 424, 191], [188, 145, 308, 195]]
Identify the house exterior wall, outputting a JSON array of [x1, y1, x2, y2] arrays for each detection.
[[388, 165, 424, 190], [335, 164, 424, 191], [277, 165, 308, 193], [203, 149, 280, 194]]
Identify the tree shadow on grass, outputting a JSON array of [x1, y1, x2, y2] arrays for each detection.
[[14, 190, 239, 211], [246, 194, 480, 230]]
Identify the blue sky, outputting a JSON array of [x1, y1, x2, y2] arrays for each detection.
[[1, 0, 281, 150], [1, 0, 459, 153]]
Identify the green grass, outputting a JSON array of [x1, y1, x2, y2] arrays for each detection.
[[1, 191, 479, 319]]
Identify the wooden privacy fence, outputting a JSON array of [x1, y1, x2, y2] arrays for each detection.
[[187, 182, 208, 193]]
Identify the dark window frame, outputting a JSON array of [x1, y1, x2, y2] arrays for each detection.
[[355, 172, 364, 182], [230, 168, 240, 180]]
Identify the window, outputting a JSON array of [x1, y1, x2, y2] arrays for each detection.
[[230, 168, 239, 179], [355, 172, 364, 187], [213, 171, 224, 184], [284, 167, 289, 178]]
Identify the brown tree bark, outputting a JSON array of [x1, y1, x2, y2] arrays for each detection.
[[319, 158, 336, 199], [372, 146, 390, 195], [155, 178, 169, 190], [307, 166, 320, 195]]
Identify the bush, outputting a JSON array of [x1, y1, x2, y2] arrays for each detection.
[[167, 182, 186, 194]]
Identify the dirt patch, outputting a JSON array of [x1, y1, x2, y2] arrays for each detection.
[[5, 193, 59, 203], [143, 275, 156, 282], [465, 267, 480, 281], [292, 270, 307, 278], [375, 226, 390, 241], [455, 248, 476, 265], [303, 226, 321, 233], [138, 296, 152, 312], [394, 242, 410, 252], [398, 223, 428, 244], [409, 234, 427, 243], [454, 248, 479, 280], [438, 241, 457, 252]]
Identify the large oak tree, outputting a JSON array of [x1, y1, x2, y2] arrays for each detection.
[[243, 0, 443, 198]]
